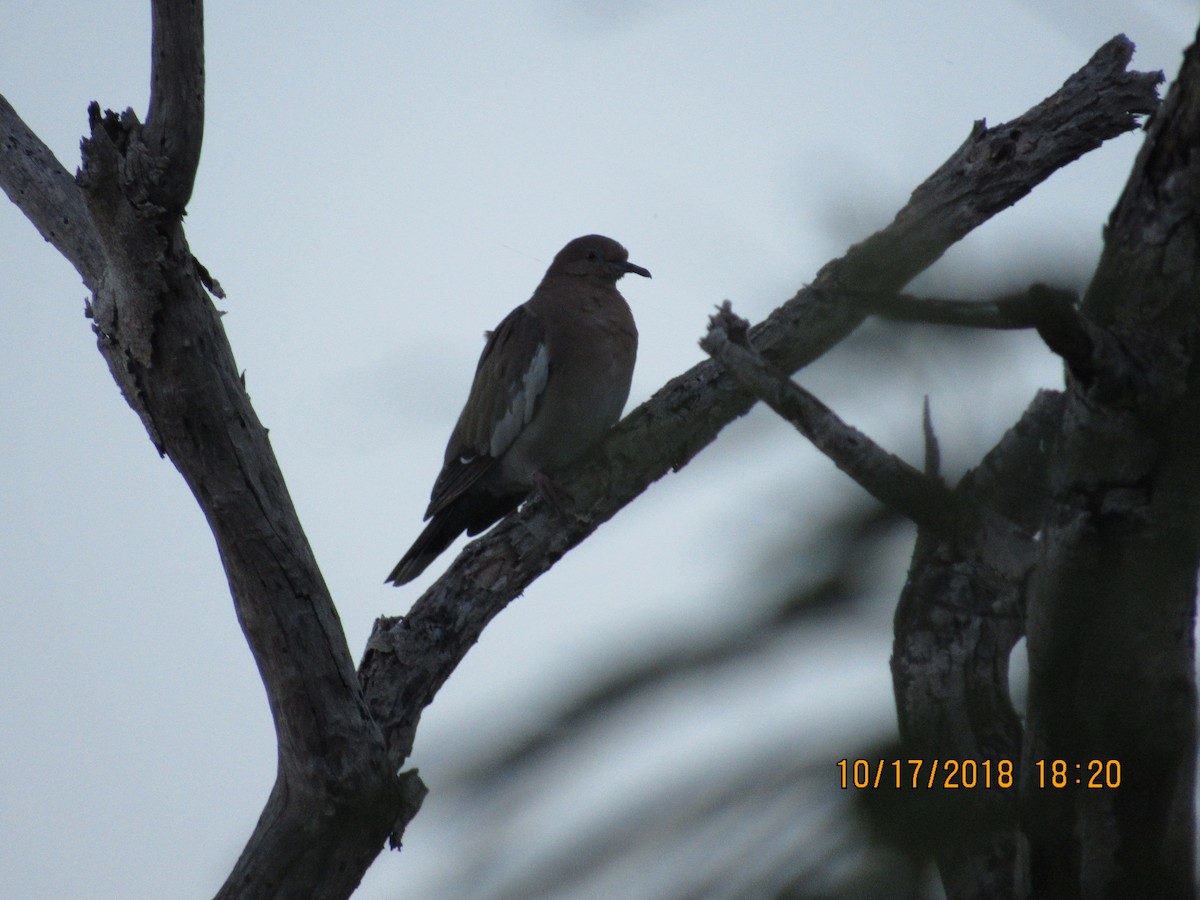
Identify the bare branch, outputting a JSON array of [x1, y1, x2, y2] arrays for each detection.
[[922, 397, 941, 480], [0, 95, 103, 289], [848, 282, 1116, 385], [844, 283, 1079, 330], [145, 0, 205, 211], [700, 300, 966, 535], [818, 35, 1161, 294]]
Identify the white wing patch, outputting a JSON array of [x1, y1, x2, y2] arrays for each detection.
[[490, 342, 550, 457]]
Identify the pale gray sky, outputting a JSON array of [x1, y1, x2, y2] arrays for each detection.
[[2, 2, 1196, 897]]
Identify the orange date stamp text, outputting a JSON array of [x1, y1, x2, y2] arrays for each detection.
[[836, 758, 1121, 790]]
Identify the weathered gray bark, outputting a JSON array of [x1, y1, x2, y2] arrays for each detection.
[[0, 2, 1182, 896], [1021, 25, 1200, 899]]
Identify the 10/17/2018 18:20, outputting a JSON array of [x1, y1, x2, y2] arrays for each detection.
[[836, 758, 1122, 790]]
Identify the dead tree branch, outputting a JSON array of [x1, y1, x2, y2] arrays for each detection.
[[144, 0, 205, 212], [845, 283, 1079, 330], [848, 282, 1131, 389], [0, 95, 103, 288], [699, 300, 968, 536]]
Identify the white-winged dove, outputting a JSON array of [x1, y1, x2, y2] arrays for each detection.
[[386, 234, 650, 585]]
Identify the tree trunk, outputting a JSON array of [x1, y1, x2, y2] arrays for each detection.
[[1021, 26, 1200, 898]]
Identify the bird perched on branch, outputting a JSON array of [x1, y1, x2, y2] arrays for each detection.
[[386, 234, 650, 585]]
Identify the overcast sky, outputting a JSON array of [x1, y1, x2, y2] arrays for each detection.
[[2, 2, 1197, 898]]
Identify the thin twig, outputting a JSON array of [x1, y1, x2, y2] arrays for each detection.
[[842, 282, 1117, 387], [839, 284, 1079, 330], [923, 397, 941, 481]]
